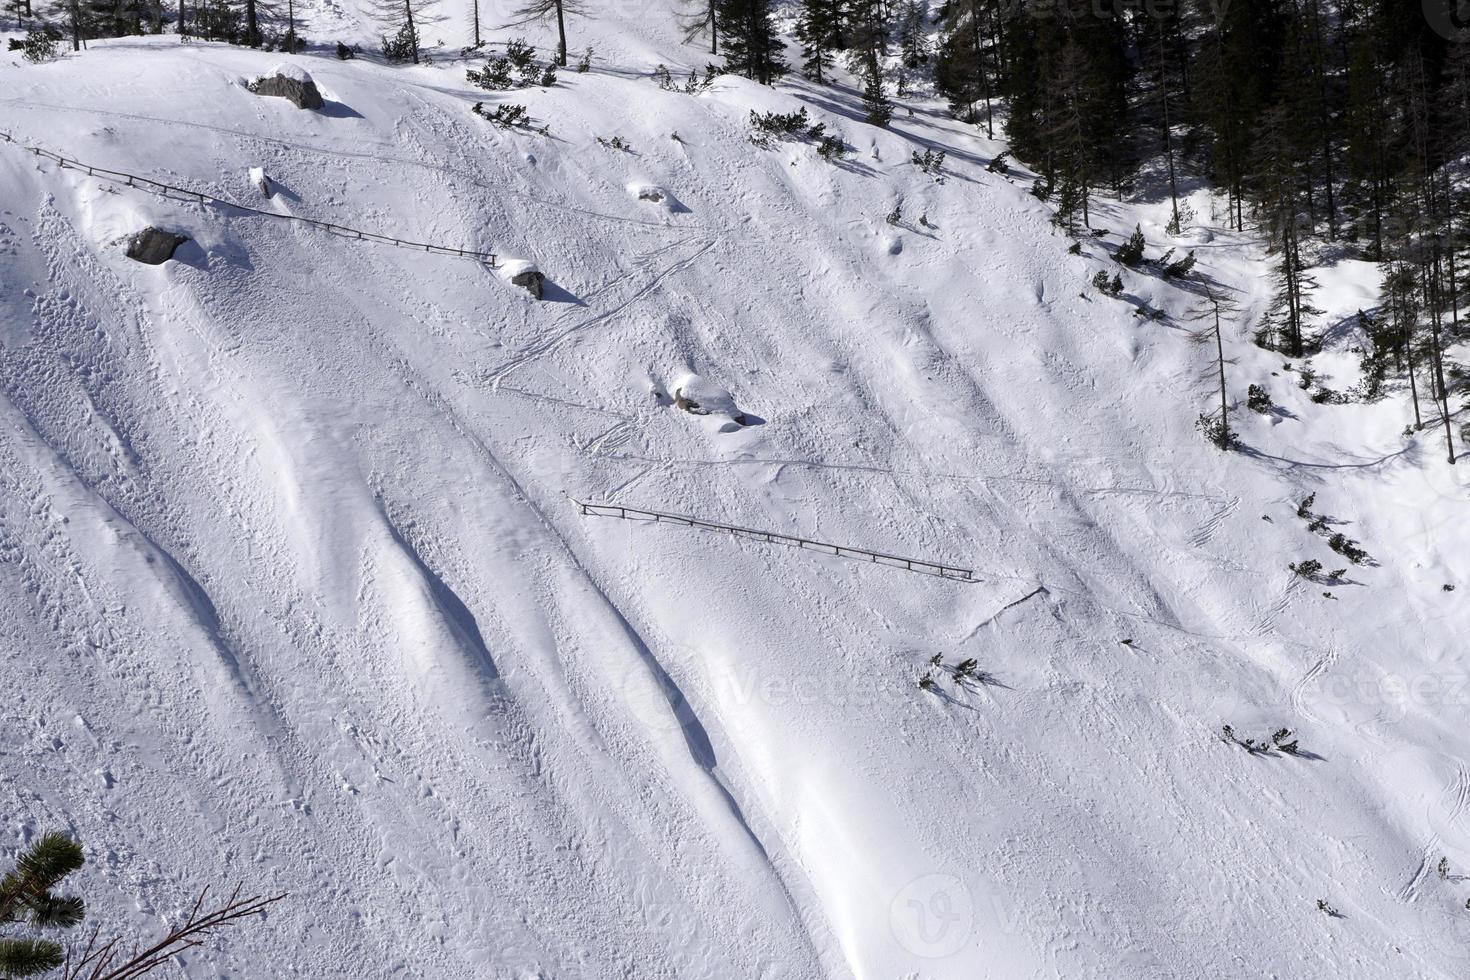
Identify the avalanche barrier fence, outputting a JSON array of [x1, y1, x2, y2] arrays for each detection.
[[0, 129, 499, 267], [571, 498, 975, 583]]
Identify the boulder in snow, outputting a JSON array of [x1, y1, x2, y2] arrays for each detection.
[[672, 373, 751, 428], [628, 183, 666, 204], [499, 259, 544, 300], [249, 166, 271, 198], [125, 227, 189, 265], [248, 64, 324, 110]]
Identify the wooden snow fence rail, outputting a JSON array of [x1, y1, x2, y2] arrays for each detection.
[[0, 129, 498, 267], [572, 498, 975, 583]]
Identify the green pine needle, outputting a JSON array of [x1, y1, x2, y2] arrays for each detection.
[[0, 937, 65, 977], [30, 894, 85, 929], [16, 834, 84, 889]]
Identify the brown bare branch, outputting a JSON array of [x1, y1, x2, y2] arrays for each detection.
[[61, 886, 284, 980]]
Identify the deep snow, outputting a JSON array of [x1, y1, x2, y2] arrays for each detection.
[[1, 5, 1469, 978]]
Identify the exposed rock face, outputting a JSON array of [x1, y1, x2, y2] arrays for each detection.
[[510, 269, 544, 299], [248, 65, 324, 110], [500, 260, 545, 300], [125, 228, 189, 265]]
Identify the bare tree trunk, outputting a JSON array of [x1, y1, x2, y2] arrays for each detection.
[[1215, 302, 1229, 446], [1157, 19, 1179, 228], [1427, 248, 1457, 463], [1403, 270, 1423, 429], [972, 0, 993, 138], [554, 0, 567, 65]]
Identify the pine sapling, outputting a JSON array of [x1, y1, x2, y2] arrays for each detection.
[[1289, 559, 1324, 579], [1116, 225, 1146, 266]]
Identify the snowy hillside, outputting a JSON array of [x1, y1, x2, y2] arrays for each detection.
[[2, 6, 1469, 978]]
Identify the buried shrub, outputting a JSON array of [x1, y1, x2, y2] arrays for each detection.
[[21, 26, 62, 63], [1247, 384, 1272, 414], [1288, 558, 1323, 579], [911, 147, 946, 180], [1196, 412, 1236, 450], [467, 38, 555, 92], [1163, 250, 1197, 278], [1221, 724, 1304, 756], [1327, 532, 1370, 565], [1093, 270, 1123, 297], [471, 102, 533, 129]]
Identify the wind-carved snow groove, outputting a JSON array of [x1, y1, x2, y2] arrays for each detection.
[[380, 509, 501, 683]]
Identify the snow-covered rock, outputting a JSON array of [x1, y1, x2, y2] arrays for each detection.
[[123, 226, 188, 264], [627, 182, 666, 204], [1, 24, 1465, 980], [248, 166, 270, 197], [247, 63, 323, 109], [498, 258, 544, 299], [672, 373, 750, 428]]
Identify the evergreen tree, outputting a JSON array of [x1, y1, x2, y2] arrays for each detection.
[[716, 0, 784, 83], [934, 0, 996, 137], [897, 0, 925, 68], [0, 832, 85, 978], [1261, 220, 1324, 358], [795, 0, 839, 83], [373, 0, 442, 63], [861, 58, 892, 125], [844, 0, 886, 66], [1001, 0, 1131, 198]]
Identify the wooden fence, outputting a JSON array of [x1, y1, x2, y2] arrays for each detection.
[[0, 128, 498, 267], [572, 498, 974, 582]]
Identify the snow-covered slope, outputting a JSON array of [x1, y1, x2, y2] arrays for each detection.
[[2, 9, 1468, 978]]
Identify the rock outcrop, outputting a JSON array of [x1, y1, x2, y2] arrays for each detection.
[[247, 64, 324, 110], [500, 259, 545, 300], [125, 227, 189, 265]]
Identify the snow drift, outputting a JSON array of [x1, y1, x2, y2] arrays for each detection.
[[1, 10, 1468, 980]]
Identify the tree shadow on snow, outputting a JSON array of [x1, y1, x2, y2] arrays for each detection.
[[1234, 441, 1415, 473]]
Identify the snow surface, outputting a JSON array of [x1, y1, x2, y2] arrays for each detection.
[[1, 8, 1468, 980], [255, 61, 313, 84]]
